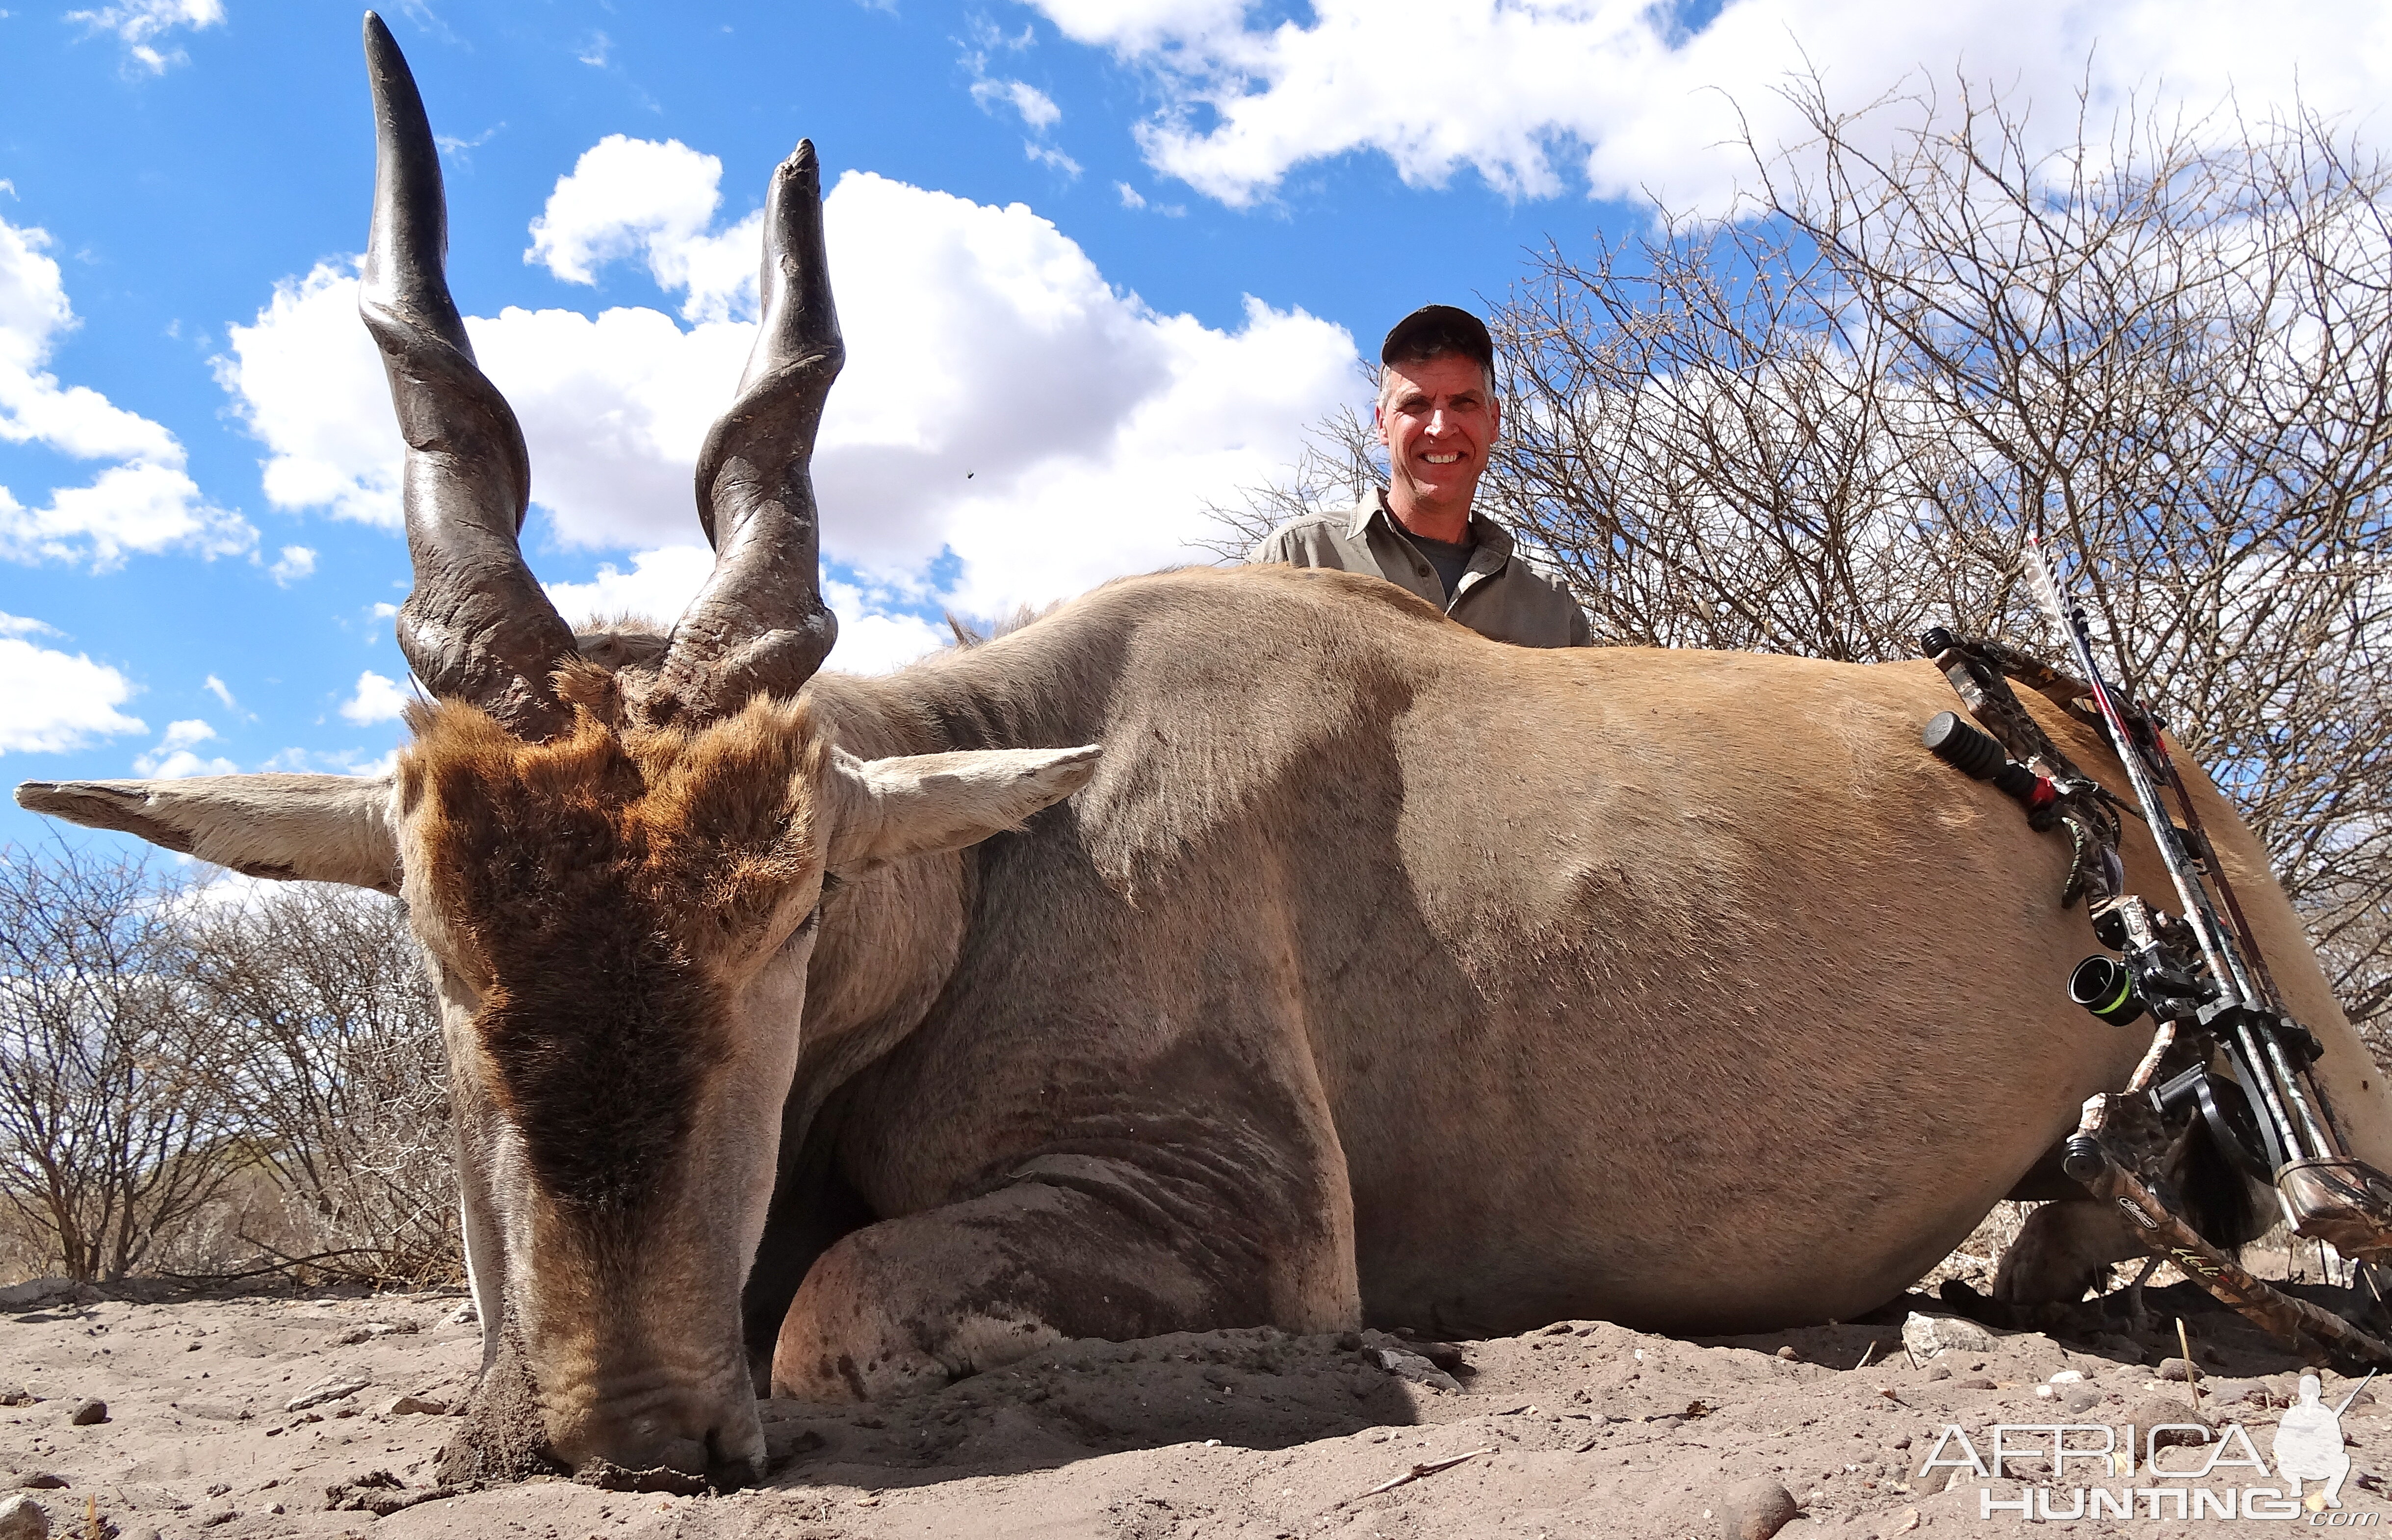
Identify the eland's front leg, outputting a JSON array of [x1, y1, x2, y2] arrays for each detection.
[[771, 1151, 1358, 1401]]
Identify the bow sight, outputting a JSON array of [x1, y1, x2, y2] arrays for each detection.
[[1919, 541, 2392, 1364]]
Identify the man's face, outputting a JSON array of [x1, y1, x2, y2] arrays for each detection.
[[1376, 352, 1499, 523]]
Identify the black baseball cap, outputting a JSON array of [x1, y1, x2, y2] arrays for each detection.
[[1380, 304, 1493, 374]]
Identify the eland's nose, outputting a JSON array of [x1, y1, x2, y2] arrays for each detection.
[[551, 1399, 764, 1486]]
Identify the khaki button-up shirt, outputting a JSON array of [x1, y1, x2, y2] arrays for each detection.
[[1248, 489, 1592, 649]]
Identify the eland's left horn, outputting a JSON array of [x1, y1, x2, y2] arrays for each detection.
[[637, 140, 843, 727]]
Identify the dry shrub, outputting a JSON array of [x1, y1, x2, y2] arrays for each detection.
[[0, 846, 458, 1286], [0, 846, 242, 1281], [181, 881, 460, 1286]]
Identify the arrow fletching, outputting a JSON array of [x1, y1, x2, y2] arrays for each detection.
[[2022, 533, 2071, 635]]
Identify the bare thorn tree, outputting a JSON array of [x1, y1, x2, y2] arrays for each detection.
[[1194, 402, 1383, 560], [0, 845, 238, 1281]]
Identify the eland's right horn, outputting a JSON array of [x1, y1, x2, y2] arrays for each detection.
[[360, 11, 577, 741]]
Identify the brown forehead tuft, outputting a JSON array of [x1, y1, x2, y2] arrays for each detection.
[[400, 695, 825, 878], [397, 694, 827, 1212]]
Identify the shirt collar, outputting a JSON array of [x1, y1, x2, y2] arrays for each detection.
[[1353, 487, 1514, 563]]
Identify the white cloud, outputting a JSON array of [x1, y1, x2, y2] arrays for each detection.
[[1116, 182, 1185, 217], [339, 670, 410, 725], [525, 136, 761, 323], [821, 579, 947, 676], [544, 544, 714, 627], [972, 78, 1063, 131], [65, 0, 223, 74], [202, 673, 237, 710], [0, 213, 253, 566], [256, 744, 395, 777], [157, 718, 215, 751], [137, 749, 240, 778], [809, 172, 1358, 612], [214, 260, 408, 529], [134, 717, 236, 777], [266, 544, 316, 583], [1025, 143, 1084, 178], [962, 27, 1079, 182], [0, 613, 146, 754], [544, 548, 949, 676], [215, 151, 1362, 618], [1026, 0, 2392, 210]]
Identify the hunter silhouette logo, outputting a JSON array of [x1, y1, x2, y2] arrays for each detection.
[[1920, 1370, 2375, 1523], [2276, 1374, 2355, 1511]]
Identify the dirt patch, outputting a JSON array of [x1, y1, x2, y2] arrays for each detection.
[[2, 1280, 2387, 1537]]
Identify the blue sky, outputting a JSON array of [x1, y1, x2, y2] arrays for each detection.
[[3, 0, 2384, 857]]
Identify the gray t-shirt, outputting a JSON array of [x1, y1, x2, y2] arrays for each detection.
[[1406, 531, 1476, 600]]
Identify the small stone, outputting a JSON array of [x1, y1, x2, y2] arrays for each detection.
[[11, 1477, 64, 1491], [2125, 1397, 2210, 1446], [380, 1395, 448, 1417], [1368, 1347, 1461, 1392], [1900, 1311, 1995, 1359], [0, 1493, 49, 1540], [1417, 1341, 1467, 1374], [2065, 1387, 2103, 1415], [1926, 1365, 1952, 1382], [2155, 1357, 2198, 1382], [1776, 1346, 1800, 1361], [1718, 1477, 1800, 1540], [67, 1399, 106, 1426], [285, 1378, 369, 1412], [443, 1300, 478, 1327], [1956, 1377, 1997, 1390], [0, 1389, 31, 1409], [2049, 1370, 2084, 1383]]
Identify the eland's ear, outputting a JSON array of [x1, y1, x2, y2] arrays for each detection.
[[822, 744, 1100, 876], [16, 774, 402, 894]]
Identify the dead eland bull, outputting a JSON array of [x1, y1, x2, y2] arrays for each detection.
[[20, 15, 2392, 1489]]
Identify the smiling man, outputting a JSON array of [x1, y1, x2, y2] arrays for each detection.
[[1248, 305, 1591, 648]]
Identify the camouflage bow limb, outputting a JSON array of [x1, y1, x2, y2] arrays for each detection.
[[2063, 1095, 2392, 1368]]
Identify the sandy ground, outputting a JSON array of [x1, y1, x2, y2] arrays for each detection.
[[2, 1278, 2387, 1539]]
